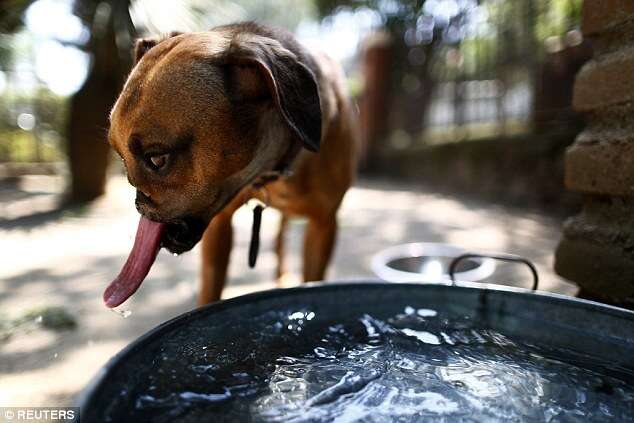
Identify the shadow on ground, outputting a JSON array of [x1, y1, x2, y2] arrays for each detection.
[[0, 174, 576, 406]]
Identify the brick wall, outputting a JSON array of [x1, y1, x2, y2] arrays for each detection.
[[554, 1, 634, 304]]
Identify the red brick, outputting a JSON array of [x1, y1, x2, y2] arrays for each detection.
[[555, 236, 634, 298], [556, 0, 634, 300], [573, 52, 634, 111], [583, 0, 634, 35], [565, 139, 634, 196]]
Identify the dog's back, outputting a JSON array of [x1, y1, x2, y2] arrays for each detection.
[[198, 22, 359, 302]]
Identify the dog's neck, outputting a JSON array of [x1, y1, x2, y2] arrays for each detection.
[[240, 111, 303, 269], [250, 140, 301, 190]]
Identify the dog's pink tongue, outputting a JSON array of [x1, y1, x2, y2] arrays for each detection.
[[103, 217, 166, 308]]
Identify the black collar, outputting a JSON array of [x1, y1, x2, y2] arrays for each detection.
[[248, 141, 302, 268], [251, 141, 301, 189]]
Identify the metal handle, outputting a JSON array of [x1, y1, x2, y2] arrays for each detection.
[[448, 253, 539, 291]]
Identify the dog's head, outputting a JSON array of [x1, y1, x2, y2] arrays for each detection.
[[108, 29, 321, 254]]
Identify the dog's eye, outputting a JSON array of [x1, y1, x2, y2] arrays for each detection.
[[147, 153, 169, 171]]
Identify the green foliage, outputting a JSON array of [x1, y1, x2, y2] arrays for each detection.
[[22, 306, 77, 330], [0, 129, 64, 162], [316, 0, 422, 19], [535, 0, 582, 40], [452, 0, 583, 80], [0, 35, 13, 68], [0, 0, 37, 33], [315, 0, 583, 74], [31, 88, 68, 132], [0, 305, 77, 343], [0, 88, 67, 162], [0, 0, 36, 68], [134, 0, 316, 33], [201, 0, 317, 30]]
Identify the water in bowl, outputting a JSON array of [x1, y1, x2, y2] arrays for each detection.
[[109, 304, 634, 422]]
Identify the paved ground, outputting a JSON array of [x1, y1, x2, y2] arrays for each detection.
[[0, 174, 577, 408]]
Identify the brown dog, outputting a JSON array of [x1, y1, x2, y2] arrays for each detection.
[[104, 22, 358, 308]]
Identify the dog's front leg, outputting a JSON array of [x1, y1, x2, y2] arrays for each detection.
[[275, 215, 288, 286], [199, 211, 234, 305], [302, 213, 338, 282]]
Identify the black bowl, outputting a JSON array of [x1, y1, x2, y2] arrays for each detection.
[[79, 281, 634, 422]]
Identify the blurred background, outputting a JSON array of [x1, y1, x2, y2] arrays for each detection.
[[0, 0, 586, 206], [1, 0, 587, 408]]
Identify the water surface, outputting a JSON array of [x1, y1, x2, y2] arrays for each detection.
[[110, 304, 634, 422]]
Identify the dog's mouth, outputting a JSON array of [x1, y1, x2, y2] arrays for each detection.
[[162, 216, 207, 255], [103, 215, 207, 308]]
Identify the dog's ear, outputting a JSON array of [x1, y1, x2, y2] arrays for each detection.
[[134, 38, 158, 64], [225, 35, 321, 152], [133, 32, 183, 64]]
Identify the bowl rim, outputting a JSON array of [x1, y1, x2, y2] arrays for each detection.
[[371, 242, 496, 282]]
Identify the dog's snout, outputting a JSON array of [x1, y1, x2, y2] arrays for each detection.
[[126, 171, 137, 189], [125, 165, 151, 194], [135, 190, 155, 209]]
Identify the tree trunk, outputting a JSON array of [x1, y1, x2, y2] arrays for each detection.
[[389, 38, 438, 142], [359, 33, 393, 170], [66, 73, 117, 203], [65, 1, 132, 203]]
